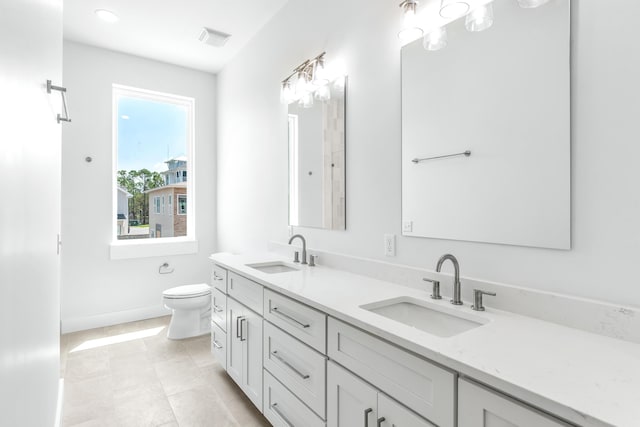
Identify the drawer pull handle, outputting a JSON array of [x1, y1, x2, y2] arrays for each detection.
[[271, 351, 310, 380], [271, 402, 294, 427], [377, 417, 386, 427], [236, 316, 243, 339], [213, 304, 224, 313], [213, 273, 224, 281], [212, 340, 223, 349], [240, 317, 247, 341], [271, 307, 310, 329], [364, 408, 373, 427]]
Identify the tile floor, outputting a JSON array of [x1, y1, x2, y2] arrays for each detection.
[[60, 316, 271, 427]]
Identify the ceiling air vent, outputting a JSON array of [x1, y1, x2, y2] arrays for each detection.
[[198, 27, 231, 47]]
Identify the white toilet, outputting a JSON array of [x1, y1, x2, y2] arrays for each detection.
[[162, 283, 212, 339]]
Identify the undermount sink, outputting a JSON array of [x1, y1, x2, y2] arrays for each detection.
[[245, 262, 299, 274], [360, 296, 487, 338]]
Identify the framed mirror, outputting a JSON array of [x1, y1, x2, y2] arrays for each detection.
[[401, 0, 570, 249], [288, 78, 346, 230]]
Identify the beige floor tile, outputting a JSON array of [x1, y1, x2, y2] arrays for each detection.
[[64, 352, 110, 383], [61, 316, 270, 427], [168, 385, 239, 427]]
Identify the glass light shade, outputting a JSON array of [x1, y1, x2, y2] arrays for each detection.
[[280, 82, 295, 104], [439, 0, 470, 19], [315, 84, 331, 102], [300, 92, 314, 108], [398, 1, 424, 43], [423, 27, 448, 51], [311, 61, 329, 86], [294, 73, 310, 100], [465, 3, 494, 32], [398, 27, 425, 43], [517, 0, 551, 8]]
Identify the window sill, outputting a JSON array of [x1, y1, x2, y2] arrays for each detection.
[[110, 238, 198, 260]]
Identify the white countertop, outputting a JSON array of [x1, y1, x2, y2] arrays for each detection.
[[211, 252, 640, 427]]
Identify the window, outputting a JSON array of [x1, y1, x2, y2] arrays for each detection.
[[177, 195, 187, 215], [113, 85, 194, 244]]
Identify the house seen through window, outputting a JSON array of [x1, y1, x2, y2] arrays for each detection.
[[114, 85, 194, 240]]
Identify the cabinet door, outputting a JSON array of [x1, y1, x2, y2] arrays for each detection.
[[327, 361, 378, 427], [226, 298, 244, 386], [242, 307, 263, 411], [458, 379, 569, 427], [378, 393, 435, 427]]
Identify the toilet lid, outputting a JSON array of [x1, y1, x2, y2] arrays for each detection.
[[163, 283, 211, 299]]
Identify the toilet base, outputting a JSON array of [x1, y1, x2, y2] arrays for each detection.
[[166, 307, 211, 340]]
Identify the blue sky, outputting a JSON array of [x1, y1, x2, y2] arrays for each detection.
[[117, 96, 187, 172]]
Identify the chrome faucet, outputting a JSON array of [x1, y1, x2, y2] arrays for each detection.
[[436, 254, 463, 305], [288, 234, 307, 265]]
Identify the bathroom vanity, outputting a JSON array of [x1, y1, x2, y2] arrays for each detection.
[[209, 252, 640, 427]]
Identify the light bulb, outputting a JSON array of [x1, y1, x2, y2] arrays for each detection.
[[465, 3, 494, 32], [517, 0, 551, 8], [423, 27, 448, 51], [439, 0, 470, 19]]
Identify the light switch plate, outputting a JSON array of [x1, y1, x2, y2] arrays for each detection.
[[402, 221, 413, 233]]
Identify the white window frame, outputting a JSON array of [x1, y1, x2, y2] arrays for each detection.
[[110, 84, 197, 259], [154, 196, 161, 214], [177, 194, 187, 215], [168, 195, 173, 216]]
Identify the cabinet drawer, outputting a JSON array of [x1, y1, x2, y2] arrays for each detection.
[[264, 370, 325, 427], [458, 379, 570, 427], [211, 288, 227, 331], [211, 322, 226, 369], [264, 289, 326, 353], [212, 264, 228, 293], [328, 318, 455, 427], [264, 321, 327, 418], [228, 272, 263, 315]]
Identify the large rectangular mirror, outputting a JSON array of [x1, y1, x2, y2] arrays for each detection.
[[289, 78, 346, 229], [401, 0, 570, 249]]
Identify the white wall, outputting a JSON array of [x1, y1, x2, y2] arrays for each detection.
[[217, 0, 640, 309], [62, 41, 217, 332], [0, 0, 62, 425]]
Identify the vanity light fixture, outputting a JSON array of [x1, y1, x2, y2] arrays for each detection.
[[405, 0, 552, 53], [465, 3, 494, 32], [423, 26, 448, 51], [94, 9, 119, 23], [517, 0, 551, 8], [280, 52, 337, 106], [439, 0, 470, 19]]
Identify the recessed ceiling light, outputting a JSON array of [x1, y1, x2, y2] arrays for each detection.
[[95, 9, 119, 23]]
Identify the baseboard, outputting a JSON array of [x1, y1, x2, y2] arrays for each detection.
[[61, 305, 169, 334]]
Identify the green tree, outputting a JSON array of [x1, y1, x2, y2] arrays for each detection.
[[117, 169, 164, 224]]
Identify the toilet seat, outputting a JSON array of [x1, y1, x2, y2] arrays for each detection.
[[163, 283, 211, 299]]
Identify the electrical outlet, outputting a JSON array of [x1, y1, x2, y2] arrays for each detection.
[[402, 221, 413, 233], [288, 225, 294, 237], [384, 234, 396, 257]]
